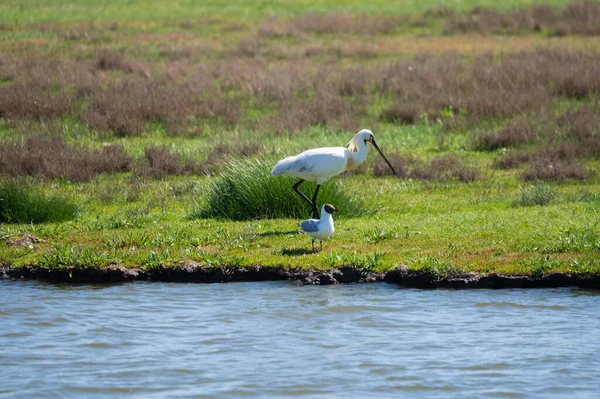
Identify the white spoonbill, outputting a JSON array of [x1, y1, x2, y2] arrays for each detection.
[[299, 203, 338, 252], [272, 129, 396, 218]]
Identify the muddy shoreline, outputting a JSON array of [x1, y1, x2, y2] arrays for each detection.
[[2, 264, 600, 289]]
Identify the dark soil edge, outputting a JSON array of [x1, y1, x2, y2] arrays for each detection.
[[383, 266, 600, 289], [2, 264, 600, 288], [0, 264, 382, 285]]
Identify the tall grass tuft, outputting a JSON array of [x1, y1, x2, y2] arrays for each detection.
[[516, 183, 557, 207], [191, 156, 370, 220], [0, 180, 78, 223]]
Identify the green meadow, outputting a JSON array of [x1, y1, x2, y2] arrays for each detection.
[[1, 0, 599, 278]]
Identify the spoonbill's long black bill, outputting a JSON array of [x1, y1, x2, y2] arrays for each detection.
[[372, 139, 397, 175]]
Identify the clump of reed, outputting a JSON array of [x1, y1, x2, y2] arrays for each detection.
[[516, 183, 557, 207], [192, 156, 370, 220], [0, 180, 78, 223]]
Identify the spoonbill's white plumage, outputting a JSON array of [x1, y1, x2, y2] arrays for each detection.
[[299, 204, 338, 251], [272, 129, 396, 218]]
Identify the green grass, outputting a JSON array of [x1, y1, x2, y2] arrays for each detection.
[[1, 171, 599, 275], [0, 180, 78, 223], [0, 0, 571, 26], [38, 243, 112, 269]]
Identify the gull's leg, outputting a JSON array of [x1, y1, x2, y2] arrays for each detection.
[[311, 184, 321, 219]]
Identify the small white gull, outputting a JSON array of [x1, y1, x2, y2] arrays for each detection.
[[299, 204, 338, 252]]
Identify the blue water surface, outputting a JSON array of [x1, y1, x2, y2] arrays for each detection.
[[1, 281, 599, 398]]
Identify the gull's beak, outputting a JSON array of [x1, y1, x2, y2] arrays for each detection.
[[371, 138, 397, 176]]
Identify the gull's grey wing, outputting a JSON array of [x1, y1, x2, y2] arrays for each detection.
[[300, 219, 320, 233]]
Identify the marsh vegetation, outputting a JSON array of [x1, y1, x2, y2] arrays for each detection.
[[1, 0, 599, 278]]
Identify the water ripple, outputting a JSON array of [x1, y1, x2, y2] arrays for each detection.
[[1, 282, 599, 398], [475, 301, 572, 310]]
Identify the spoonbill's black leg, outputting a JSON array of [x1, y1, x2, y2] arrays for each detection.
[[312, 239, 315, 252], [293, 179, 313, 206], [311, 185, 321, 219]]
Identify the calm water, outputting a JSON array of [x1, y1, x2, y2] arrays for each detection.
[[1, 281, 599, 399]]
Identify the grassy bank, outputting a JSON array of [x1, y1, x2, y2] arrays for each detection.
[[1, 0, 599, 280]]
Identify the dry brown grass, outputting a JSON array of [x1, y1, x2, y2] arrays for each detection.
[[410, 155, 481, 182], [488, 104, 599, 173], [557, 105, 600, 159], [216, 60, 317, 102], [82, 78, 189, 136], [1, 6, 598, 184], [95, 49, 136, 73], [259, 90, 363, 134], [369, 52, 541, 124], [374, 49, 597, 126], [373, 154, 480, 182], [494, 151, 534, 170], [474, 117, 540, 151], [1, 48, 598, 139], [262, 40, 377, 60], [373, 154, 410, 178], [547, 52, 600, 99], [0, 58, 99, 94], [496, 140, 579, 167], [81, 76, 239, 136], [0, 134, 264, 181], [505, 144, 591, 181], [379, 103, 424, 125], [61, 24, 107, 41], [487, 103, 598, 181], [136, 145, 200, 179], [200, 143, 263, 174], [0, 83, 74, 120], [444, 0, 600, 36], [136, 143, 263, 179], [559, 0, 600, 35], [522, 157, 589, 181], [0, 136, 132, 181], [0, 58, 102, 121], [259, 14, 403, 37]]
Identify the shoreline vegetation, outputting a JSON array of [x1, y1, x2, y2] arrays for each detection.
[[1, 0, 600, 285]]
